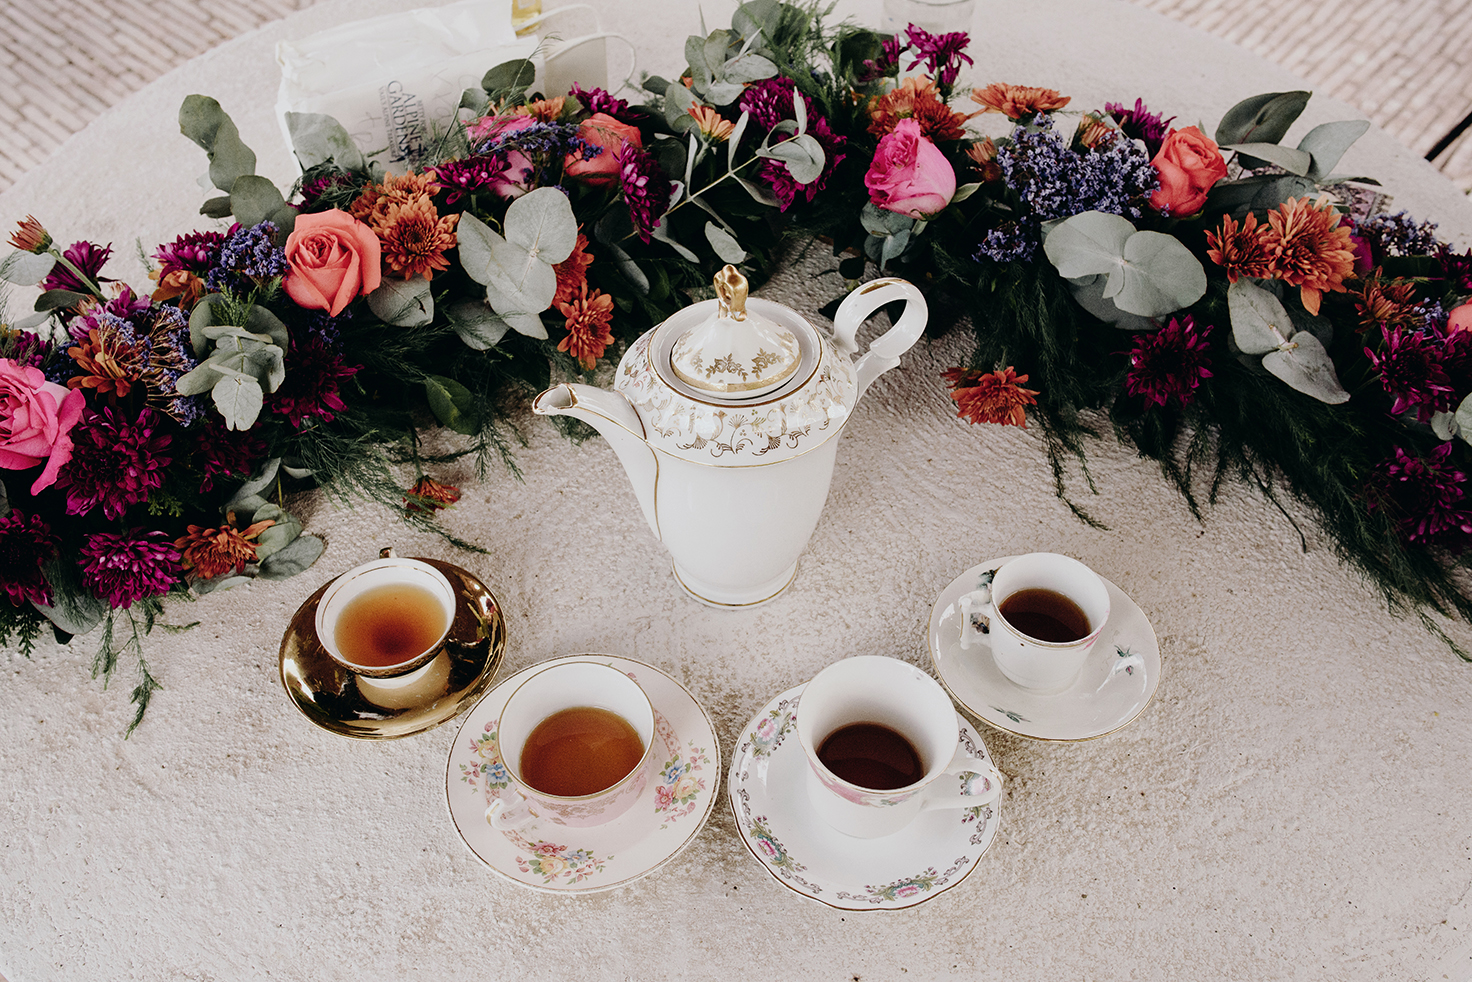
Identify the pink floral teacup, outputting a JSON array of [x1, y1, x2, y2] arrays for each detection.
[[797, 655, 1002, 839], [485, 659, 655, 831]]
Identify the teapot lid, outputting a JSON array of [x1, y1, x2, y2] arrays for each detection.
[[669, 266, 801, 398]]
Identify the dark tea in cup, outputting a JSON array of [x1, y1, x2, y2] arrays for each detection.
[[997, 587, 1091, 644], [816, 721, 923, 791]]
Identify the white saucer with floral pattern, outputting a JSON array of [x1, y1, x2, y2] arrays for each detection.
[[727, 683, 1001, 911], [445, 654, 720, 894], [928, 558, 1161, 741]]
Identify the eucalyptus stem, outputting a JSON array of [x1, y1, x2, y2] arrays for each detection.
[[49, 250, 104, 299]]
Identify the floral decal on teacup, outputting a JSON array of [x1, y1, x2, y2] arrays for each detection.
[[507, 832, 610, 885], [810, 761, 920, 808], [747, 699, 796, 758], [834, 858, 972, 905], [459, 718, 511, 793]]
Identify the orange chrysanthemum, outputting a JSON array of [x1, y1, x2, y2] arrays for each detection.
[[868, 76, 971, 141], [377, 198, 460, 281], [1076, 112, 1116, 150], [174, 515, 275, 580], [690, 105, 737, 142], [1351, 270, 1422, 333], [404, 475, 462, 514], [1259, 196, 1358, 315], [350, 172, 443, 230], [943, 366, 1039, 428], [1205, 211, 1272, 284], [553, 232, 594, 306], [9, 214, 50, 253], [149, 267, 207, 307], [67, 327, 143, 399], [556, 286, 615, 370], [515, 96, 566, 122], [970, 83, 1070, 120], [964, 137, 1002, 182]]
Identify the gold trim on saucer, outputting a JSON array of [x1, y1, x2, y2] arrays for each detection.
[[279, 558, 507, 739]]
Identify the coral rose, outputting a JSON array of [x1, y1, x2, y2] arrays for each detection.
[[282, 210, 382, 317], [565, 113, 642, 185], [0, 357, 86, 494], [864, 118, 956, 219], [1449, 302, 1472, 334], [1149, 126, 1227, 217]]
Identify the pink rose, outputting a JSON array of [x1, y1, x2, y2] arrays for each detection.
[[565, 113, 642, 186], [283, 210, 382, 318], [1149, 126, 1228, 217], [0, 358, 86, 494], [467, 114, 539, 199], [864, 118, 956, 219], [1449, 302, 1472, 334]]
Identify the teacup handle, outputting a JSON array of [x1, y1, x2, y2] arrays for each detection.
[[485, 792, 537, 832], [918, 755, 1003, 813], [830, 278, 928, 399]]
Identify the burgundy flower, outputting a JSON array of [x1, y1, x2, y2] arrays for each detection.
[[269, 337, 360, 429], [192, 418, 267, 494], [79, 529, 182, 609], [902, 25, 973, 90], [433, 156, 507, 208], [0, 510, 59, 607], [1124, 315, 1215, 409], [617, 143, 673, 243], [4, 330, 52, 370], [153, 230, 227, 276], [1365, 326, 1455, 422], [1366, 443, 1472, 544], [738, 79, 847, 211], [1105, 99, 1176, 157], [570, 83, 636, 123], [54, 406, 173, 520], [40, 240, 112, 294], [1438, 248, 1472, 292]]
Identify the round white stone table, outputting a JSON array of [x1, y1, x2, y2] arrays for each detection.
[[2, 1, 1471, 980]]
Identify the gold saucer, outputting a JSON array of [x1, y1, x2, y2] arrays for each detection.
[[279, 558, 506, 739]]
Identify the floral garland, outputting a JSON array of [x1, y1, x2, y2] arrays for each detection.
[[4, 2, 1472, 730]]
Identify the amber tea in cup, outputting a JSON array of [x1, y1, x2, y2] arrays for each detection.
[[520, 706, 645, 797], [997, 587, 1091, 644], [334, 582, 449, 668]]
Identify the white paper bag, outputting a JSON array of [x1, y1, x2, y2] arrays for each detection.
[[275, 0, 539, 173]]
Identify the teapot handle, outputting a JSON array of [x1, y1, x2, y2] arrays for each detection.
[[831, 278, 928, 399]]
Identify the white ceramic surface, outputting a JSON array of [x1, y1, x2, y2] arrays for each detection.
[[445, 654, 719, 894], [979, 552, 1111, 691], [729, 683, 1002, 910], [930, 557, 1162, 741]]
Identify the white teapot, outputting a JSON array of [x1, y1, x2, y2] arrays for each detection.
[[533, 266, 926, 607]]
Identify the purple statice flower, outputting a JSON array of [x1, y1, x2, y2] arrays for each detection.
[[1367, 443, 1472, 544], [79, 529, 182, 609], [192, 417, 268, 494], [206, 221, 289, 294], [67, 286, 152, 343], [995, 114, 1159, 223], [903, 25, 973, 90], [1105, 99, 1176, 157], [738, 78, 846, 210], [154, 230, 226, 276], [269, 337, 360, 429], [617, 142, 673, 243], [570, 83, 636, 122], [40, 240, 112, 295], [1356, 211, 1442, 260], [1365, 326, 1456, 423], [975, 219, 1040, 264], [1124, 315, 1214, 408], [54, 406, 173, 520], [140, 303, 206, 425], [3, 330, 51, 370], [300, 305, 352, 349], [0, 510, 60, 607]]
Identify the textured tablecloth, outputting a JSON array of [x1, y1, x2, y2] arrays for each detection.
[[3, 1, 1472, 980]]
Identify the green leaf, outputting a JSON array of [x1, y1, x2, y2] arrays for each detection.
[[0, 250, 55, 286], [1111, 231, 1207, 317], [1065, 274, 1158, 331], [229, 175, 295, 236], [245, 305, 289, 349], [1456, 393, 1472, 446], [456, 210, 503, 286], [284, 111, 366, 173], [446, 300, 511, 350], [761, 133, 824, 184], [1227, 279, 1295, 355], [483, 241, 557, 314], [193, 574, 252, 596], [704, 222, 747, 263], [425, 375, 480, 435], [481, 59, 537, 95], [200, 196, 233, 219], [33, 557, 108, 637], [244, 346, 286, 393], [34, 289, 88, 312], [1261, 332, 1349, 403], [951, 182, 982, 204], [172, 361, 221, 396], [1297, 119, 1370, 182], [503, 186, 578, 264], [722, 53, 778, 84], [188, 293, 224, 357], [1249, 175, 1319, 213], [0, 479, 9, 518], [860, 201, 914, 237], [178, 95, 257, 194], [1432, 411, 1459, 442], [257, 534, 325, 581], [1221, 142, 1313, 176], [1041, 211, 1135, 280], [212, 375, 264, 431], [366, 277, 434, 327], [254, 510, 303, 560], [727, 110, 751, 170], [502, 311, 548, 339], [736, 174, 780, 207], [1213, 90, 1311, 147], [664, 80, 700, 129]]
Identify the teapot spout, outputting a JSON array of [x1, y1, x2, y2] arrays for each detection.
[[532, 383, 660, 542]]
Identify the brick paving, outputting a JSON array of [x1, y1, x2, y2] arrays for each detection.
[[0, 0, 1468, 192]]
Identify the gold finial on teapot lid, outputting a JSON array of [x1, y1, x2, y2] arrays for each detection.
[[714, 264, 748, 322]]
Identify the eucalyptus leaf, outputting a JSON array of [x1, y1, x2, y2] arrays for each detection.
[[762, 133, 824, 184], [502, 311, 548, 339], [1432, 411, 1459, 442], [480, 59, 536, 95], [188, 293, 224, 356], [951, 182, 982, 204], [33, 576, 108, 637], [1227, 280, 1295, 355], [245, 305, 290, 349], [1456, 393, 1472, 446], [34, 289, 88, 312], [172, 362, 220, 397], [503, 186, 577, 264], [212, 375, 265, 431], [280, 463, 314, 480], [229, 175, 295, 237], [652, 220, 701, 263], [790, 84, 808, 135], [193, 574, 252, 596], [736, 175, 780, 207], [1249, 175, 1319, 213], [11, 311, 52, 332], [0, 479, 9, 518], [366, 277, 434, 327], [664, 80, 700, 130], [425, 375, 480, 435], [446, 300, 511, 350], [0, 250, 56, 286], [178, 94, 257, 194], [284, 111, 367, 173], [224, 493, 269, 517], [1221, 142, 1313, 176], [456, 211, 502, 286], [257, 535, 325, 581], [706, 81, 746, 106], [704, 222, 747, 263], [879, 228, 910, 269], [1066, 274, 1159, 331], [202, 325, 275, 346], [483, 240, 557, 314], [1297, 119, 1371, 182], [244, 346, 286, 393], [200, 196, 233, 219], [1213, 90, 1311, 148], [254, 511, 304, 561], [703, 32, 732, 85], [727, 110, 751, 170], [1261, 332, 1350, 404], [1111, 231, 1207, 317], [724, 53, 777, 84], [1041, 210, 1135, 280], [861, 200, 914, 237]]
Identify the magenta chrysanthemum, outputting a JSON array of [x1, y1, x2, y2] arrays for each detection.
[[269, 337, 360, 429], [738, 79, 847, 211], [80, 529, 182, 609], [1105, 99, 1176, 157], [433, 156, 507, 207], [55, 406, 173, 520], [617, 143, 673, 243], [1365, 326, 1456, 422], [570, 83, 635, 122], [1124, 315, 1215, 408], [192, 418, 268, 493], [153, 230, 226, 276], [1367, 443, 1472, 544], [40, 240, 112, 294], [0, 510, 59, 607], [903, 25, 973, 89]]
